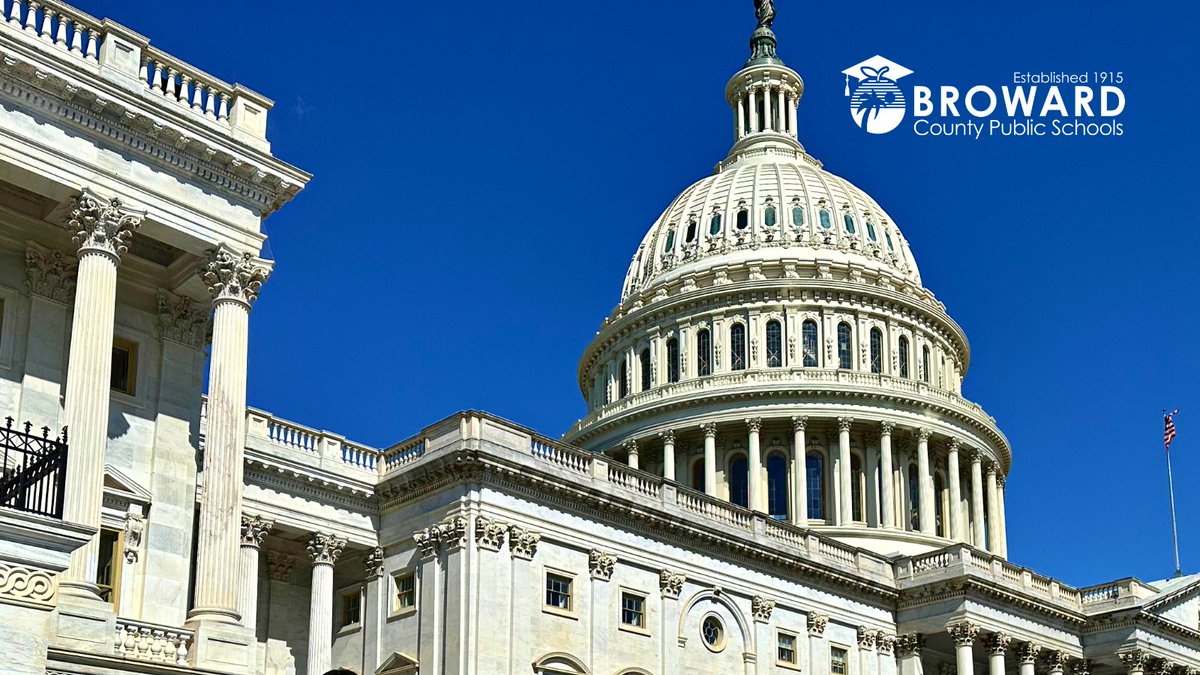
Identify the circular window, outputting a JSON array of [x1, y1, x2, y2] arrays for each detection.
[[701, 614, 726, 652]]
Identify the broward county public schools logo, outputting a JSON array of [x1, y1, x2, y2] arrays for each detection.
[[843, 55, 913, 134]]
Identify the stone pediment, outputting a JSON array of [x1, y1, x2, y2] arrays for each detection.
[[102, 465, 152, 508], [1141, 575, 1200, 629], [376, 651, 419, 675]]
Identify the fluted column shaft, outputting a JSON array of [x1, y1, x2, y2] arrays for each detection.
[[238, 515, 272, 632], [837, 418, 853, 524], [949, 623, 979, 675], [749, 88, 759, 132], [661, 431, 676, 482], [747, 418, 762, 512], [996, 478, 1008, 556], [60, 191, 143, 598], [792, 417, 808, 525], [970, 452, 986, 547], [306, 534, 345, 675], [190, 248, 270, 625], [788, 93, 798, 135], [703, 423, 717, 497], [947, 440, 963, 541], [916, 429, 934, 535], [986, 466, 999, 553], [879, 423, 895, 528]]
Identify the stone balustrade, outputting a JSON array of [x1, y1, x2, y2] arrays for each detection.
[[113, 619, 193, 666], [896, 544, 1084, 611]]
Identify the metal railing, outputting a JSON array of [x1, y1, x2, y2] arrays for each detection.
[[0, 418, 68, 518]]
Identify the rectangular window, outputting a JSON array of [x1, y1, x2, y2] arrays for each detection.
[[96, 528, 122, 610], [620, 591, 645, 628], [777, 630, 798, 664], [111, 337, 138, 396], [832, 647, 849, 675], [341, 590, 361, 627], [394, 572, 415, 612], [545, 572, 572, 612]]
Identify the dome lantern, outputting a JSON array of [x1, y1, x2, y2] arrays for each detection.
[[725, 1, 805, 156]]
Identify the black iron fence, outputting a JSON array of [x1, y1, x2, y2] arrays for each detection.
[[0, 418, 68, 518]]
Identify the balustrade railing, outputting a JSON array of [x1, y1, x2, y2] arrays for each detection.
[[898, 545, 1082, 610], [606, 462, 661, 498], [675, 486, 752, 529], [530, 436, 593, 475], [3, 0, 102, 63], [141, 46, 233, 125], [113, 620, 192, 666], [0, 417, 67, 518], [383, 437, 425, 471]]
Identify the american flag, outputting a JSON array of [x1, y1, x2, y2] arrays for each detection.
[[1164, 409, 1179, 451]]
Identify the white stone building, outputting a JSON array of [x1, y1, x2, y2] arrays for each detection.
[[0, 2, 1195, 675]]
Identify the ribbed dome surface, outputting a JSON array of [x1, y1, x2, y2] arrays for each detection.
[[620, 147, 922, 302]]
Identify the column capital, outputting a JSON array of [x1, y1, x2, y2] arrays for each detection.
[[746, 417, 763, 432], [306, 532, 346, 567], [896, 633, 924, 657], [857, 626, 877, 650], [752, 595, 776, 622], [622, 439, 639, 455], [837, 417, 854, 432], [508, 524, 541, 560], [997, 475, 1006, 489], [1043, 651, 1070, 673], [701, 421, 718, 438], [266, 551, 296, 581], [948, 437, 961, 452], [659, 569, 686, 598], [916, 427, 933, 442], [1118, 650, 1150, 672], [879, 421, 895, 435], [240, 514, 274, 549], [363, 547, 385, 579], [157, 289, 209, 349], [947, 621, 979, 646], [807, 612, 828, 636], [987, 632, 1012, 655], [200, 246, 272, 308], [658, 429, 675, 444], [877, 633, 896, 656], [65, 188, 145, 261], [791, 416, 808, 432], [589, 548, 617, 580], [1072, 659, 1093, 675], [968, 448, 984, 465], [24, 246, 76, 303], [985, 463, 998, 477], [1019, 643, 1042, 666]]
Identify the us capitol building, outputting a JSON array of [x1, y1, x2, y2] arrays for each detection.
[[0, 2, 1193, 675]]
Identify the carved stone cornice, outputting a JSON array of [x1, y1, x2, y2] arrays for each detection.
[[857, 626, 877, 649], [65, 188, 144, 261], [363, 547, 385, 579], [239, 514, 273, 549], [508, 524, 541, 560], [24, 247, 76, 303], [589, 549, 617, 580], [987, 632, 1012, 655], [808, 612, 828, 636], [752, 595, 775, 622], [947, 621, 979, 646], [306, 532, 346, 566], [896, 633, 924, 657], [201, 247, 271, 308], [157, 289, 208, 348], [474, 515, 507, 552], [660, 569, 685, 598]]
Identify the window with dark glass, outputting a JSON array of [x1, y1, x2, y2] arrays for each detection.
[[685, 218, 698, 242], [934, 473, 946, 537], [96, 528, 122, 609], [766, 320, 783, 368], [851, 455, 864, 522], [111, 338, 138, 396], [545, 572, 573, 611], [767, 454, 788, 520], [341, 590, 361, 627], [778, 631, 798, 665], [666, 338, 680, 383], [843, 213, 857, 234], [736, 209, 749, 230], [639, 348, 651, 391], [764, 204, 777, 227], [922, 346, 931, 383], [898, 336, 910, 378], [394, 572, 416, 611], [696, 329, 712, 376], [664, 228, 676, 252], [710, 211, 723, 235], [908, 463, 921, 531], [730, 324, 747, 371], [832, 647, 849, 675], [692, 460, 705, 493], [807, 453, 824, 520], [791, 205, 805, 227], [819, 209, 832, 229], [886, 231, 895, 251], [866, 220, 878, 241], [869, 327, 883, 374], [730, 456, 749, 508], [621, 591, 646, 628], [802, 320, 818, 367], [618, 359, 629, 398], [837, 323, 852, 370]]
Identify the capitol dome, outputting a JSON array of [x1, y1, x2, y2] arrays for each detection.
[[564, 8, 1011, 559]]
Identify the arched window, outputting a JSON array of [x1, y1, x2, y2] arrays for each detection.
[[664, 227, 676, 252], [730, 455, 749, 508], [692, 459, 705, 493], [639, 348, 651, 391], [696, 329, 712, 376], [837, 323, 853, 370], [806, 452, 824, 520], [922, 346, 931, 383], [736, 209, 749, 230], [792, 205, 805, 227], [851, 455, 864, 522], [710, 212, 723, 235], [898, 336, 910, 378], [885, 231, 895, 251], [934, 473, 947, 537], [764, 204, 777, 228], [908, 462, 921, 531], [666, 338, 680, 383], [618, 359, 629, 399], [730, 324, 747, 371], [869, 327, 883, 374], [765, 320, 783, 368], [767, 453, 789, 520], [843, 213, 857, 234], [866, 220, 878, 241], [802, 320, 818, 367], [819, 209, 832, 229], [685, 218, 698, 243]]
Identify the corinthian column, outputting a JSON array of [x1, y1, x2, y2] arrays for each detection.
[[985, 464, 999, 553], [792, 417, 808, 525], [747, 418, 762, 512], [660, 430, 676, 481], [947, 438, 963, 541], [970, 451, 986, 548], [188, 247, 271, 626], [59, 189, 144, 599], [879, 422, 896, 528], [837, 417, 853, 524], [916, 428, 934, 535], [306, 533, 346, 675], [238, 515, 273, 633], [987, 632, 1011, 675], [702, 422, 717, 497], [948, 622, 979, 675], [1019, 643, 1042, 675], [996, 476, 1008, 557]]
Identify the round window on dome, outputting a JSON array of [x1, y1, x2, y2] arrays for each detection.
[[843, 213, 857, 234], [866, 220, 877, 241], [701, 615, 725, 652], [819, 210, 832, 229]]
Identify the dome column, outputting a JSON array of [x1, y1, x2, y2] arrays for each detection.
[[776, 87, 786, 133], [702, 422, 718, 497], [970, 450, 986, 547], [624, 439, 640, 471], [996, 477, 1008, 556], [748, 87, 759, 133], [916, 428, 934, 535], [879, 422, 896, 528], [787, 92, 798, 136], [791, 417, 808, 525], [865, 440, 880, 527], [947, 438, 964, 541], [836, 417, 853, 524], [762, 85, 773, 132], [747, 418, 763, 512], [660, 430, 676, 482], [986, 464, 1000, 553]]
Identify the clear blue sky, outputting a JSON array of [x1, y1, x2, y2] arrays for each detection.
[[77, 1, 1199, 587]]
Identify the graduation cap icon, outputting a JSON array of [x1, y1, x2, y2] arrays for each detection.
[[842, 55, 914, 96]]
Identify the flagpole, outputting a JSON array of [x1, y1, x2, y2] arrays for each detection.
[[1164, 410, 1182, 578]]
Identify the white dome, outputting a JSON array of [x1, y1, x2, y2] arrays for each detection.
[[621, 146, 922, 303]]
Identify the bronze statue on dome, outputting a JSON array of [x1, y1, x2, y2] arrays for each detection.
[[755, 0, 776, 29]]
